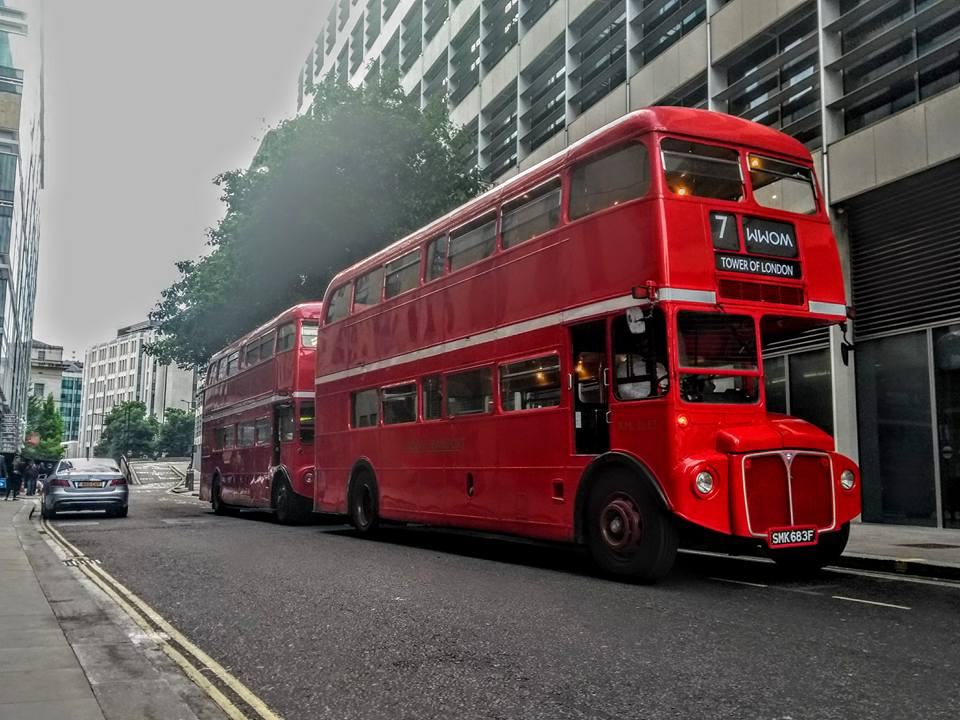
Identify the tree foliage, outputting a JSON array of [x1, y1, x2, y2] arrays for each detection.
[[24, 395, 64, 459], [148, 76, 482, 367], [94, 401, 159, 460], [155, 407, 195, 458]]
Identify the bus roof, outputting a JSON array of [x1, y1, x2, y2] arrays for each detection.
[[324, 107, 812, 293], [209, 301, 324, 364]]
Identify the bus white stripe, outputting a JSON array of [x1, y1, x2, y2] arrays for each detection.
[[314, 290, 697, 387]]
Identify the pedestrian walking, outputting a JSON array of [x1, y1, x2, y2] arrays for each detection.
[[24, 459, 38, 496], [3, 454, 21, 501]]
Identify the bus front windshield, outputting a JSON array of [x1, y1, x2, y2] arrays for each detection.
[[676, 311, 759, 404]]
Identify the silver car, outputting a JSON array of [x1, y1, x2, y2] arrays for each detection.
[[41, 458, 129, 519]]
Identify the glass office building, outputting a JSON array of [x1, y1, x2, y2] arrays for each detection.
[[299, 0, 960, 528], [0, 0, 43, 453]]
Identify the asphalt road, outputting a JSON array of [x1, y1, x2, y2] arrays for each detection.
[[52, 485, 960, 720]]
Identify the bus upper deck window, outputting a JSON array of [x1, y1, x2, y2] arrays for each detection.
[[748, 155, 817, 215], [353, 266, 385, 312], [570, 143, 650, 219], [661, 139, 743, 201], [325, 284, 350, 323]]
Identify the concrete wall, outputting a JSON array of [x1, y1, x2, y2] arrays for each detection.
[[710, 0, 808, 62], [828, 85, 960, 203]]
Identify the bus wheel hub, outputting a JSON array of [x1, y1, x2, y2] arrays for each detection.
[[601, 497, 641, 551]]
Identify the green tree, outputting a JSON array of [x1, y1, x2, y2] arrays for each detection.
[[155, 407, 195, 458], [23, 394, 64, 459], [94, 401, 159, 460], [148, 76, 481, 367]]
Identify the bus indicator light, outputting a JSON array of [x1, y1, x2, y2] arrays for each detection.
[[676, 415, 689, 428]]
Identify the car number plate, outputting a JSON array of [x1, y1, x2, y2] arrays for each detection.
[[767, 526, 818, 549], [77, 481, 102, 488]]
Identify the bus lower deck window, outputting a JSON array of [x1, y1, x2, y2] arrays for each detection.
[[382, 384, 417, 424], [500, 355, 561, 411], [446, 368, 493, 416], [351, 389, 379, 427]]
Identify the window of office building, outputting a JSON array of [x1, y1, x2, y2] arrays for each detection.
[[519, 35, 565, 154], [481, 80, 518, 180], [450, 9, 481, 104], [401, 1, 423, 74], [482, 0, 519, 71], [567, 0, 626, 117], [834, 0, 960, 134], [630, 0, 706, 68], [720, 5, 821, 148]]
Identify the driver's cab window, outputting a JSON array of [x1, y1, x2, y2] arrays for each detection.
[[574, 352, 604, 404], [613, 308, 668, 400]]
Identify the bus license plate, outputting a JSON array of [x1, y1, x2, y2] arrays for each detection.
[[77, 481, 102, 488], [767, 527, 818, 548]]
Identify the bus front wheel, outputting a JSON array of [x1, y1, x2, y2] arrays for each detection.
[[769, 522, 850, 574], [349, 469, 379, 534], [585, 471, 678, 582], [273, 476, 306, 525]]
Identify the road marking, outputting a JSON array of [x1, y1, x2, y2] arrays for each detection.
[[826, 567, 960, 590], [832, 595, 911, 610], [709, 577, 768, 588], [40, 518, 284, 720]]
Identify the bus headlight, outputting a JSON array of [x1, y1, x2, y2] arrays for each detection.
[[840, 469, 856, 491], [694, 470, 715, 496]]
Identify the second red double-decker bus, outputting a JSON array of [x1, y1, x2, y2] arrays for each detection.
[[312, 107, 861, 580], [200, 303, 321, 523]]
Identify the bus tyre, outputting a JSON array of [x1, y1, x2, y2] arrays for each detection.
[[769, 522, 850, 574], [585, 471, 678, 582], [349, 470, 379, 534], [273, 477, 303, 525], [211, 478, 227, 516]]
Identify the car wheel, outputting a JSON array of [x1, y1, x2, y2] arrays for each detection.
[[115, 506, 128, 519], [40, 503, 55, 520], [349, 469, 379, 534], [585, 470, 678, 583]]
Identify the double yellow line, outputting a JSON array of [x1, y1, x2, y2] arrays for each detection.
[[40, 518, 283, 720]]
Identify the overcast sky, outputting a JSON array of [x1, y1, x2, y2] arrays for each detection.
[[33, 0, 329, 358]]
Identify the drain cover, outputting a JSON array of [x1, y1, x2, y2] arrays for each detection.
[[897, 543, 960, 549]]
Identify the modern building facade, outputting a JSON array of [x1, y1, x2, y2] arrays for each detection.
[[28, 339, 83, 442], [299, 0, 960, 530], [78, 321, 196, 458], [0, 0, 43, 453]]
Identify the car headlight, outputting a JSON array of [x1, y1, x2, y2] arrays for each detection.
[[695, 470, 715, 496], [840, 469, 856, 491]]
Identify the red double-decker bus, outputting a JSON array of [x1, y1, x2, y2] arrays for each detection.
[[199, 303, 321, 523], [312, 107, 861, 580]]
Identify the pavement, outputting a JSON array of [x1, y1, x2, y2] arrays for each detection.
[[0, 495, 228, 720], [841, 521, 960, 579]]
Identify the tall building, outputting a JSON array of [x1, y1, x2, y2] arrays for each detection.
[[299, 0, 960, 529], [78, 322, 196, 458], [28, 339, 83, 442], [0, 0, 44, 452]]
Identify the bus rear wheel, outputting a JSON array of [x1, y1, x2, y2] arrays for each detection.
[[769, 522, 850, 574], [349, 469, 379, 534], [585, 471, 677, 582]]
